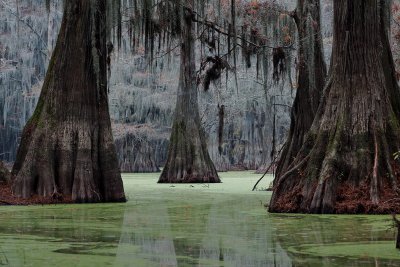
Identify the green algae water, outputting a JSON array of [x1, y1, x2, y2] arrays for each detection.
[[0, 171, 399, 266]]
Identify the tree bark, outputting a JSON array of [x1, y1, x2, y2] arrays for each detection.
[[11, 0, 126, 203], [393, 214, 400, 249], [275, 0, 327, 182], [0, 161, 10, 183], [270, 0, 400, 214], [158, 3, 220, 183], [131, 140, 159, 173]]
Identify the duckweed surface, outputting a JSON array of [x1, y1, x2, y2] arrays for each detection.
[[0, 171, 399, 266]]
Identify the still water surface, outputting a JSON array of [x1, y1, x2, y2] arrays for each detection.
[[0, 171, 399, 266]]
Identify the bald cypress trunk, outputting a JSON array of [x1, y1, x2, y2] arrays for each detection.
[[270, 0, 400, 214], [158, 4, 220, 183], [0, 162, 9, 183], [11, 0, 126, 203], [275, 0, 327, 180]]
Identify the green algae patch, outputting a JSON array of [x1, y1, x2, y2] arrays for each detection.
[[0, 171, 399, 266], [0, 234, 122, 267], [289, 241, 400, 261]]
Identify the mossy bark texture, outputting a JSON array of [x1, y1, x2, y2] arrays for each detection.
[[270, 0, 400, 214], [12, 0, 126, 203], [275, 0, 327, 181]]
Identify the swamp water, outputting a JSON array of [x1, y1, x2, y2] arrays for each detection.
[[0, 171, 399, 266]]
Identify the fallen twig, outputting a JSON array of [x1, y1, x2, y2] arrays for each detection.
[[252, 146, 284, 191]]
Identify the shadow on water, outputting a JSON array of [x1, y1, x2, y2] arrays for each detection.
[[0, 173, 399, 266]]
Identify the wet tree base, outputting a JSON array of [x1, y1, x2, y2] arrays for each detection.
[[270, 189, 400, 214], [0, 182, 73, 206], [269, 178, 400, 214]]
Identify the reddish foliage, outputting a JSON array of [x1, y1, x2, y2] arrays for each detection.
[[271, 184, 303, 213], [0, 182, 73, 206], [271, 162, 400, 214], [335, 181, 400, 214], [270, 171, 317, 213]]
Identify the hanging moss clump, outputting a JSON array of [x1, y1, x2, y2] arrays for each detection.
[[201, 56, 230, 91], [272, 47, 286, 82]]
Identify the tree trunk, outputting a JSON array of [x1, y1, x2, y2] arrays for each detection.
[[132, 140, 159, 173], [11, 0, 126, 203], [158, 4, 220, 183], [270, 0, 400, 214], [275, 0, 327, 181], [0, 161, 10, 183], [393, 215, 400, 249]]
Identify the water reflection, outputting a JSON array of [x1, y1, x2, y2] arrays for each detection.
[[0, 173, 399, 266], [116, 204, 178, 266], [271, 214, 399, 266], [115, 190, 292, 266], [195, 200, 291, 266]]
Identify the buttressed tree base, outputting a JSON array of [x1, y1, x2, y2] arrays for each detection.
[[11, 0, 126, 203], [270, 0, 400, 214]]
